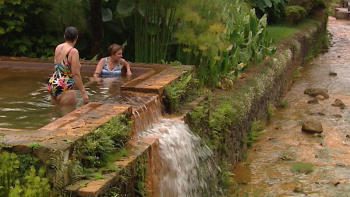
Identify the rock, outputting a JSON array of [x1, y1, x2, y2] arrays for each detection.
[[336, 163, 345, 167], [333, 114, 342, 118], [302, 118, 323, 133], [308, 98, 319, 104], [304, 88, 329, 99], [316, 95, 325, 100], [331, 99, 346, 109]]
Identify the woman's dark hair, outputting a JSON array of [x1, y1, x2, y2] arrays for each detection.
[[64, 26, 78, 41]]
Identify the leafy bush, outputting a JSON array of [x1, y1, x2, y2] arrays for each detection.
[[247, 0, 288, 24], [285, 6, 308, 27], [0, 0, 58, 57], [287, 0, 328, 15], [0, 151, 51, 197]]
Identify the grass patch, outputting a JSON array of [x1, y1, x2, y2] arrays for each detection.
[[290, 162, 314, 174], [266, 18, 321, 44], [279, 99, 288, 108], [266, 24, 298, 43]]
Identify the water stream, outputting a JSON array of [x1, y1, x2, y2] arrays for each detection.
[[143, 118, 216, 197], [232, 17, 350, 196], [126, 93, 217, 196]]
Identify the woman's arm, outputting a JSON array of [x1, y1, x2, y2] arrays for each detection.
[[70, 48, 89, 104], [93, 58, 105, 78], [119, 58, 132, 75]]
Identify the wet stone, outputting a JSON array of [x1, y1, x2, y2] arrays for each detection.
[[308, 98, 319, 104], [332, 114, 343, 118], [302, 117, 323, 133], [316, 95, 325, 100], [304, 88, 329, 99], [331, 99, 346, 109]]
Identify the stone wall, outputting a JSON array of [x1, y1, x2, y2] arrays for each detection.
[[185, 13, 328, 170]]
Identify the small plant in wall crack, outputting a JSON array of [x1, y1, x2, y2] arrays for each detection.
[[267, 104, 275, 122], [248, 121, 266, 147]]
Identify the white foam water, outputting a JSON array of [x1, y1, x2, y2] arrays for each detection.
[[145, 118, 216, 197]]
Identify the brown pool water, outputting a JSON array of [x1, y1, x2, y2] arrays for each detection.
[[0, 61, 143, 130]]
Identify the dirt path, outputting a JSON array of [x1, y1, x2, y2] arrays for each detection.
[[232, 17, 350, 197]]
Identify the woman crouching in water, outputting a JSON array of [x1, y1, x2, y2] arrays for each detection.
[[92, 43, 132, 78]]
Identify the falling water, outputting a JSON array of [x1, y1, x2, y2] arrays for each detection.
[[140, 118, 217, 197], [119, 92, 218, 196]]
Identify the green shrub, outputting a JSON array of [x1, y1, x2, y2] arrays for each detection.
[[287, 0, 328, 15], [311, 0, 327, 9], [285, 6, 308, 27], [0, 151, 51, 197]]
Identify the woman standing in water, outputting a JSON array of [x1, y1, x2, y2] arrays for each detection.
[[47, 26, 89, 114]]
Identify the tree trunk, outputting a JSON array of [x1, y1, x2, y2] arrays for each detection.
[[89, 0, 103, 59]]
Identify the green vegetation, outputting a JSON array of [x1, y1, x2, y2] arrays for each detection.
[[285, 6, 308, 27], [0, 151, 51, 197], [217, 161, 234, 195], [0, 0, 331, 196], [279, 99, 289, 108], [248, 121, 266, 147], [294, 66, 303, 78], [266, 17, 324, 43], [74, 114, 131, 168], [290, 162, 314, 174], [135, 156, 147, 197], [267, 104, 275, 122], [163, 72, 197, 113], [27, 142, 42, 150], [247, 0, 288, 24], [304, 30, 329, 60], [266, 25, 298, 43]]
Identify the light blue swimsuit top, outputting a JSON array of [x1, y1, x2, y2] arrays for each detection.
[[100, 57, 121, 77]]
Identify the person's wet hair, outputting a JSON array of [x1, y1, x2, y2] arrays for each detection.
[[64, 26, 78, 42]]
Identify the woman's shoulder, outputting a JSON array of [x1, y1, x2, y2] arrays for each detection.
[[118, 58, 127, 64], [98, 56, 108, 63]]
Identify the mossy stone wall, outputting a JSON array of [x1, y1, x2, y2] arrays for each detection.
[[185, 14, 328, 169]]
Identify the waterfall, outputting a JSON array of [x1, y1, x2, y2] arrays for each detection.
[[127, 94, 218, 196], [141, 118, 217, 197]]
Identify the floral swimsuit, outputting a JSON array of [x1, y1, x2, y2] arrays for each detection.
[[47, 48, 75, 98]]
